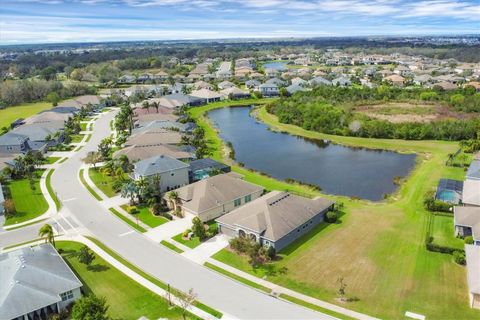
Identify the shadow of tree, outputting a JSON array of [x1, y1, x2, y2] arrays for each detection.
[[87, 264, 110, 272]]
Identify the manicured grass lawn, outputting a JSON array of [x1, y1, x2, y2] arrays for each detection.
[[279, 294, 356, 320], [46, 169, 61, 210], [189, 102, 480, 319], [4, 171, 49, 226], [45, 156, 61, 164], [172, 221, 218, 249], [204, 262, 272, 293], [160, 240, 184, 253], [0, 101, 53, 130], [109, 208, 146, 233], [80, 122, 88, 131], [121, 204, 169, 228], [79, 169, 102, 201], [56, 241, 193, 320], [88, 168, 118, 197], [431, 214, 465, 250], [70, 134, 84, 143]]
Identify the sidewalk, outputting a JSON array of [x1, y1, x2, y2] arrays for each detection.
[[205, 258, 380, 320], [181, 235, 229, 264], [144, 213, 194, 242]]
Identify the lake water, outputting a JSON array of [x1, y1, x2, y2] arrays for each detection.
[[208, 107, 417, 201], [263, 61, 288, 71]]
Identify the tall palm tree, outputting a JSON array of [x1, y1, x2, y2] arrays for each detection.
[[38, 224, 55, 247], [168, 191, 179, 211], [121, 181, 139, 205]]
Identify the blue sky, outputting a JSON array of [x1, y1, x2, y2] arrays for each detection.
[[1, 0, 479, 44]]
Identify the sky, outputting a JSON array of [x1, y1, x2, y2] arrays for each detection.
[[0, 0, 479, 45]]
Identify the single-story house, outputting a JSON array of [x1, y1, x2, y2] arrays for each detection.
[[0, 153, 18, 171], [193, 80, 213, 91], [216, 191, 335, 251], [454, 206, 480, 245], [245, 79, 261, 90], [332, 76, 352, 87], [133, 120, 196, 134], [168, 172, 263, 222], [190, 89, 223, 103], [0, 183, 5, 214], [309, 76, 332, 87], [265, 78, 286, 87], [132, 155, 189, 192], [0, 133, 31, 154], [189, 158, 231, 182], [0, 243, 83, 320], [463, 160, 480, 206], [465, 244, 480, 309], [114, 144, 195, 162], [220, 87, 251, 99], [435, 178, 463, 204], [434, 81, 457, 91], [125, 130, 183, 147], [286, 83, 308, 95], [384, 74, 406, 87], [218, 81, 235, 90]]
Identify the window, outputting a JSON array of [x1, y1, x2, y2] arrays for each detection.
[[171, 172, 175, 176], [60, 290, 74, 301], [234, 198, 241, 207], [244, 194, 252, 203]]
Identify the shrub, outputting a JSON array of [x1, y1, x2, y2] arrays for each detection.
[[162, 212, 173, 220], [423, 192, 452, 212], [465, 236, 474, 244], [191, 217, 207, 240], [128, 207, 139, 215], [325, 210, 338, 223], [182, 229, 191, 238], [453, 250, 466, 265], [267, 246, 276, 259]]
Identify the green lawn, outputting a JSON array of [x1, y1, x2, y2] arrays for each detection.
[[188, 102, 480, 319], [431, 214, 465, 250], [79, 169, 102, 200], [160, 240, 184, 253], [56, 241, 195, 320], [88, 168, 118, 197], [204, 262, 272, 293], [46, 169, 61, 211], [121, 204, 169, 228], [279, 294, 356, 320], [4, 171, 49, 226], [108, 208, 146, 233], [80, 123, 88, 131], [45, 157, 61, 164], [0, 101, 53, 130], [70, 134, 85, 143], [172, 221, 218, 249]]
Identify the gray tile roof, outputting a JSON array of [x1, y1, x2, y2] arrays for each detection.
[[114, 144, 195, 162], [189, 158, 229, 172], [134, 154, 189, 177], [216, 191, 334, 241], [0, 244, 82, 320], [465, 244, 480, 295], [0, 133, 28, 147], [13, 122, 64, 141], [467, 160, 480, 180], [454, 206, 480, 240], [175, 173, 263, 214]]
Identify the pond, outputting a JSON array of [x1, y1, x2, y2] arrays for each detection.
[[263, 61, 288, 71], [208, 107, 417, 201]]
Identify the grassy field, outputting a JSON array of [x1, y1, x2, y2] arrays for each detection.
[[121, 204, 169, 228], [204, 262, 272, 293], [172, 221, 219, 249], [56, 241, 195, 319], [70, 134, 85, 143], [88, 168, 118, 197], [431, 214, 465, 250], [45, 156, 61, 164], [0, 101, 53, 130], [4, 171, 49, 226], [190, 102, 479, 319]]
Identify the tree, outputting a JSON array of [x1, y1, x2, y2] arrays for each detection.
[[191, 217, 206, 240], [40, 66, 57, 81], [168, 191, 179, 211], [83, 152, 102, 168], [121, 181, 139, 205], [142, 101, 150, 113], [46, 92, 61, 106], [71, 295, 109, 320], [78, 246, 96, 267], [337, 277, 347, 300], [177, 288, 197, 320], [38, 224, 55, 247], [3, 199, 16, 218]]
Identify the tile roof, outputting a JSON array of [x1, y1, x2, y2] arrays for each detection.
[[134, 154, 189, 177]]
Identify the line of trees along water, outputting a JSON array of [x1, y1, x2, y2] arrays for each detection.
[[266, 86, 480, 141]]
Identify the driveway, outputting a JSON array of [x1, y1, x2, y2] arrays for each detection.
[[181, 234, 229, 264]]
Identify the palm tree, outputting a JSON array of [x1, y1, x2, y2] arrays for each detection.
[[142, 101, 150, 113], [121, 181, 139, 205], [38, 224, 55, 247], [168, 191, 179, 211], [151, 101, 160, 113]]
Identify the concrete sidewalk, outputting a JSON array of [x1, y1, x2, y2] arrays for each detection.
[[181, 234, 229, 264], [144, 213, 194, 242]]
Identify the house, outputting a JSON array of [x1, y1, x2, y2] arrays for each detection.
[[190, 89, 223, 103], [0, 153, 18, 171], [193, 80, 213, 91], [463, 160, 480, 206], [0, 243, 83, 320], [454, 206, 480, 245], [0, 133, 31, 154], [168, 172, 263, 222], [189, 158, 231, 182], [259, 83, 279, 96], [291, 77, 307, 87], [216, 61, 232, 79], [434, 81, 457, 91], [131, 155, 189, 192], [465, 244, 480, 309], [245, 79, 261, 90], [332, 76, 352, 87], [264, 68, 279, 78], [0, 183, 4, 214], [125, 129, 183, 147], [384, 74, 405, 87], [220, 87, 251, 100], [286, 83, 308, 95], [218, 81, 235, 90], [309, 76, 332, 87], [465, 81, 480, 92], [216, 191, 335, 251], [114, 144, 195, 162], [118, 74, 136, 84]]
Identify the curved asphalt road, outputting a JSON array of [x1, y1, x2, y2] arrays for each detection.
[[4, 111, 331, 320]]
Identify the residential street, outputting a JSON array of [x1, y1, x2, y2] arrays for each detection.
[[1, 110, 332, 320]]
